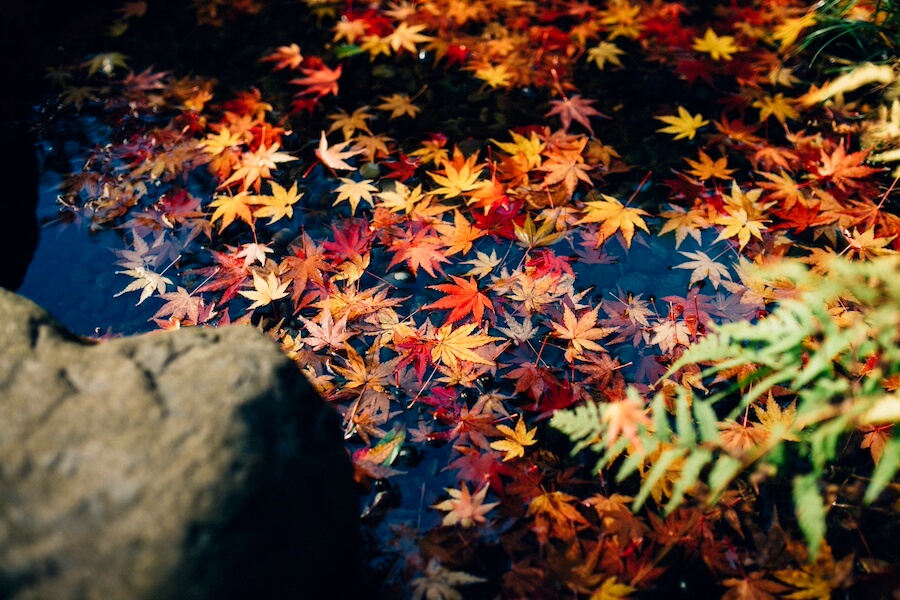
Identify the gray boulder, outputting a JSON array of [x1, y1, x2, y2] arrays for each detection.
[[0, 289, 360, 599]]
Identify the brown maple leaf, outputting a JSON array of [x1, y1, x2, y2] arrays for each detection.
[[545, 94, 608, 135]]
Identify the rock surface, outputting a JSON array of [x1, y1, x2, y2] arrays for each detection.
[[0, 289, 360, 599]]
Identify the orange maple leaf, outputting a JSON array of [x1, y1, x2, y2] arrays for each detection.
[[387, 227, 450, 277], [549, 304, 615, 362], [816, 143, 883, 190], [432, 483, 498, 528], [424, 275, 495, 325]]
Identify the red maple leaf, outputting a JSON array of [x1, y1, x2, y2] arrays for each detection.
[[290, 63, 342, 98], [382, 152, 421, 181], [447, 446, 512, 494], [424, 275, 495, 325]]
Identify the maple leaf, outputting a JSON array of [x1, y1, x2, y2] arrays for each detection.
[[752, 93, 800, 123], [460, 249, 502, 279], [197, 127, 247, 156], [434, 210, 485, 256], [387, 22, 434, 54], [859, 424, 892, 464], [280, 233, 330, 305], [235, 242, 273, 268], [331, 343, 399, 393], [208, 191, 258, 232], [290, 63, 342, 98], [650, 318, 693, 353], [773, 543, 854, 599], [545, 94, 608, 135], [655, 106, 710, 140], [238, 271, 290, 311], [115, 267, 174, 305], [376, 93, 421, 119], [432, 483, 499, 528], [388, 227, 450, 277], [721, 572, 791, 600], [333, 178, 379, 214], [714, 206, 769, 250], [260, 43, 304, 70], [592, 576, 636, 600], [514, 214, 566, 249], [753, 395, 800, 442], [83, 52, 130, 77], [719, 419, 767, 454], [327, 107, 372, 139], [540, 151, 595, 197], [692, 27, 743, 60], [841, 227, 897, 260], [578, 193, 650, 248], [220, 142, 296, 191], [657, 204, 710, 248], [473, 63, 514, 89], [816, 144, 883, 190], [527, 491, 590, 543], [253, 180, 303, 224], [586, 42, 625, 70], [684, 150, 735, 181], [410, 558, 487, 600], [550, 304, 615, 362], [425, 275, 494, 325], [428, 154, 487, 199], [315, 131, 365, 172], [674, 250, 732, 289], [603, 391, 652, 452], [382, 152, 421, 181], [447, 446, 511, 494], [298, 305, 350, 352], [490, 416, 538, 461], [430, 323, 503, 371]]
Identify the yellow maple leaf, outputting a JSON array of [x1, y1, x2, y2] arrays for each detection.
[[430, 323, 502, 371], [578, 193, 650, 248], [386, 22, 434, 54], [490, 416, 538, 461], [692, 27, 743, 61], [333, 178, 379, 214], [655, 106, 710, 140], [253, 180, 303, 224], [220, 142, 296, 191], [473, 63, 514, 89], [428, 154, 487, 199], [376, 93, 421, 119], [587, 41, 625, 70], [714, 206, 769, 250], [752, 93, 800, 124], [238, 271, 291, 311], [753, 394, 800, 442], [591, 576, 636, 600]]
